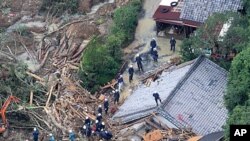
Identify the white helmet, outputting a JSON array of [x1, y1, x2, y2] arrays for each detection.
[[49, 133, 52, 136], [120, 75, 123, 77], [99, 105, 102, 108], [136, 53, 140, 57], [102, 122, 105, 125], [105, 98, 108, 101], [98, 113, 101, 116], [152, 38, 155, 40], [115, 89, 119, 92], [96, 120, 99, 123], [112, 90, 115, 93], [153, 48, 157, 51], [69, 129, 72, 133], [86, 116, 89, 119], [34, 128, 37, 131], [129, 64, 133, 68], [83, 125, 86, 129]]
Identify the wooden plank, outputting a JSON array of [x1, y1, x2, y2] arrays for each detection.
[[26, 71, 45, 82]]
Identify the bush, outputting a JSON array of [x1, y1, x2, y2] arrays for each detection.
[[79, 0, 142, 93], [224, 46, 250, 111]]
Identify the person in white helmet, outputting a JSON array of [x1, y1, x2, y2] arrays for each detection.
[[33, 127, 39, 141], [114, 89, 120, 104], [85, 116, 91, 126], [135, 53, 143, 72], [49, 133, 55, 141], [150, 38, 157, 54], [152, 48, 158, 62], [100, 122, 105, 130], [97, 113, 102, 121], [117, 74, 124, 92], [128, 64, 134, 83], [153, 91, 162, 106], [104, 98, 109, 114], [98, 105, 102, 114]]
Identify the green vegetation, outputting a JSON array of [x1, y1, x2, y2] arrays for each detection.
[[223, 0, 250, 140], [79, 0, 142, 93], [0, 63, 44, 103], [180, 12, 250, 70], [40, 0, 79, 16]]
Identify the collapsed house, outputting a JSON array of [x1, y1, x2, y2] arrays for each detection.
[[113, 55, 228, 138], [153, 0, 242, 36]]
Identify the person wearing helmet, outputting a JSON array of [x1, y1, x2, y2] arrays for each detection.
[[152, 48, 158, 62], [150, 38, 157, 55], [99, 130, 113, 140], [104, 98, 109, 114], [85, 116, 91, 126], [98, 105, 102, 114], [33, 128, 39, 141], [114, 89, 120, 105], [153, 91, 162, 106], [128, 64, 134, 83], [135, 54, 143, 72], [95, 120, 101, 132], [97, 113, 102, 122], [69, 130, 75, 141], [49, 133, 55, 141], [117, 74, 124, 92], [170, 36, 176, 52], [100, 122, 105, 130]]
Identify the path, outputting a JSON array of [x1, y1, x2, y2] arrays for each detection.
[[120, 0, 183, 102]]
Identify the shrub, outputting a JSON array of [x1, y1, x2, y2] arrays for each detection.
[[79, 0, 142, 93]]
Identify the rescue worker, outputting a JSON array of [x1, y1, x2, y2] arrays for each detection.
[[152, 48, 158, 62], [81, 125, 87, 136], [99, 130, 113, 140], [97, 113, 102, 122], [135, 54, 143, 72], [33, 128, 39, 141], [100, 122, 105, 130], [95, 120, 101, 132], [85, 116, 91, 126], [104, 98, 109, 114], [170, 37, 176, 52], [150, 38, 157, 55], [114, 89, 120, 104], [98, 105, 102, 114], [49, 133, 55, 141], [82, 125, 92, 138], [128, 65, 134, 83], [153, 91, 162, 106], [117, 75, 124, 92], [69, 130, 75, 141]]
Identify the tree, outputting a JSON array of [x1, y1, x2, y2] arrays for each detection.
[[224, 46, 250, 111], [79, 37, 120, 93], [180, 13, 249, 70], [224, 104, 250, 141]]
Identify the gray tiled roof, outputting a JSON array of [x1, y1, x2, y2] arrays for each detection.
[[180, 0, 242, 23], [161, 56, 228, 135], [112, 63, 193, 123]]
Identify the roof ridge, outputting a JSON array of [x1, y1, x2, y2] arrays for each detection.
[[113, 107, 156, 119], [161, 55, 205, 107]]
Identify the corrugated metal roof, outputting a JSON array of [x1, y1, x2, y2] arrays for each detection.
[[161, 56, 228, 135], [180, 0, 242, 23]]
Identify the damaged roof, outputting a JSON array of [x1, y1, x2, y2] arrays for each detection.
[[180, 0, 242, 23], [160, 56, 228, 135], [113, 55, 228, 136], [113, 61, 194, 123]]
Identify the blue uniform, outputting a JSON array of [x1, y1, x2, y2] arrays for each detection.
[[135, 56, 143, 72], [128, 67, 134, 82], [153, 93, 162, 106], [69, 132, 75, 141], [104, 101, 109, 114], [152, 50, 158, 62], [33, 130, 39, 141], [49, 136, 55, 141], [98, 107, 102, 114], [114, 91, 120, 104]]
